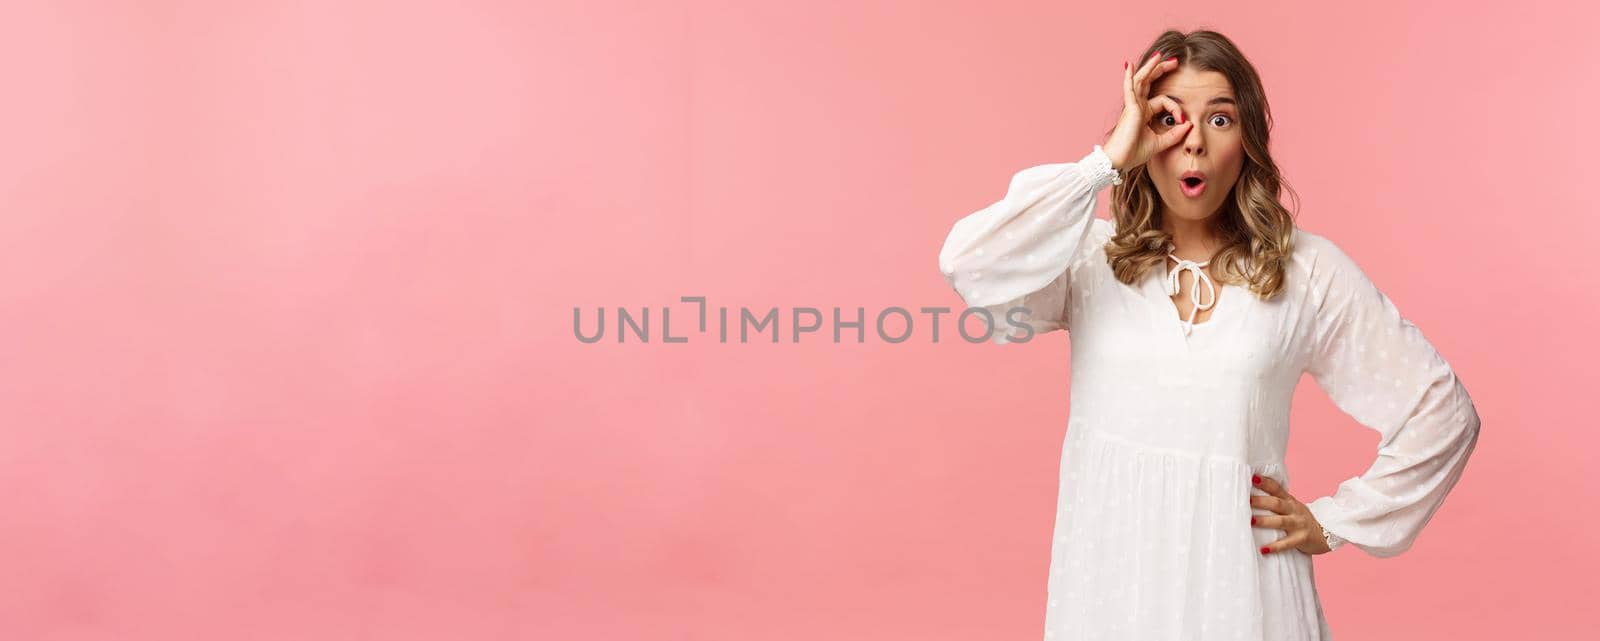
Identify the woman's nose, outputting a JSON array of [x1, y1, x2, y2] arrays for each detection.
[[1184, 125, 1205, 156]]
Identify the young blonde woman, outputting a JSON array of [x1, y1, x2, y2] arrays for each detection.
[[937, 30, 1480, 640]]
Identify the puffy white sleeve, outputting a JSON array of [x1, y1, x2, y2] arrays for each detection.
[[1300, 238, 1482, 558], [936, 145, 1121, 344]]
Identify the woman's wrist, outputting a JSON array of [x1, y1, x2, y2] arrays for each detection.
[[1101, 143, 1128, 172], [1088, 145, 1125, 186], [1320, 524, 1345, 552]]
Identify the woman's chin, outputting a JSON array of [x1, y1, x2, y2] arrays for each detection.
[[1160, 204, 1223, 222]]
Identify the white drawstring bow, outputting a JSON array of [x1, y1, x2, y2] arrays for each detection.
[[1166, 252, 1217, 336]]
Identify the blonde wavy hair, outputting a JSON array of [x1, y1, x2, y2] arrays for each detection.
[[1101, 29, 1300, 300]]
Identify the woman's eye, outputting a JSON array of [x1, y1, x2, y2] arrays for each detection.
[[1156, 112, 1230, 128]]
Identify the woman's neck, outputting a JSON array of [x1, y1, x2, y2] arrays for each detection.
[[1162, 216, 1223, 261]]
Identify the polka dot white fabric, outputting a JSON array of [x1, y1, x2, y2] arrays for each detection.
[[936, 145, 1482, 640]]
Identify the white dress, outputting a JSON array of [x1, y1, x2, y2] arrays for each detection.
[[936, 145, 1482, 640]]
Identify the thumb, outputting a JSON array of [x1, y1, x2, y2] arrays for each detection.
[[1157, 121, 1193, 150]]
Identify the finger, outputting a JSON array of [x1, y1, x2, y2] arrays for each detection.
[[1123, 58, 1137, 107], [1250, 513, 1296, 531], [1155, 120, 1192, 151], [1248, 494, 1293, 514], [1142, 56, 1180, 96], [1147, 95, 1187, 146], [1147, 95, 1184, 125], [1259, 532, 1304, 555], [1134, 54, 1179, 99], [1254, 474, 1292, 501], [1130, 50, 1164, 95]]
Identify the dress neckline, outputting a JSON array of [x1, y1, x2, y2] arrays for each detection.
[[1165, 251, 1222, 336]]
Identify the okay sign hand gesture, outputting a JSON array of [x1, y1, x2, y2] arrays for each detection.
[[1102, 50, 1193, 172]]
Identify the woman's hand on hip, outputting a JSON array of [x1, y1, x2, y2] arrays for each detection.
[[1249, 474, 1334, 556], [1102, 50, 1192, 172]]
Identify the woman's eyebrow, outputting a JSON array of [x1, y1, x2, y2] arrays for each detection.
[[1166, 95, 1237, 107]]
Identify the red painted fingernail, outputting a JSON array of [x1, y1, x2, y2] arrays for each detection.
[[1166, 56, 1177, 63], [1150, 51, 1160, 60], [1252, 475, 1261, 485], [1250, 516, 1256, 525], [1260, 546, 1271, 555], [1123, 61, 1128, 70]]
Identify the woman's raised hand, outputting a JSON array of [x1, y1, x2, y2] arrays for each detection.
[[1102, 51, 1192, 172]]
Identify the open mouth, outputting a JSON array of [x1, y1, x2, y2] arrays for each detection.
[[1179, 175, 1207, 197]]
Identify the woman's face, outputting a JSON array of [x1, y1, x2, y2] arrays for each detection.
[[1146, 66, 1245, 225]]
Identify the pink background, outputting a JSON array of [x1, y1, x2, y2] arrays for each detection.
[[2, 1, 1591, 639]]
